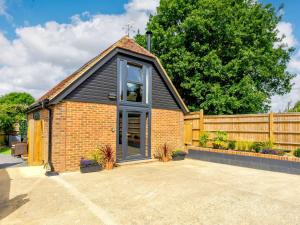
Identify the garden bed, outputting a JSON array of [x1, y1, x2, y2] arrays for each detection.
[[188, 147, 300, 175]]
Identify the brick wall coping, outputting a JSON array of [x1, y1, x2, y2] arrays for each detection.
[[189, 146, 300, 163]]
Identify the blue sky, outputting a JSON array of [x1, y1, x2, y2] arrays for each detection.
[[262, 0, 300, 47], [0, 1, 298, 41], [0, 0, 299, 112], [0, 0, 128, 38]]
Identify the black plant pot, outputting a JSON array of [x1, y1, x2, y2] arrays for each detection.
[[172, 154, 186, 161], [80, 164, 102, 173]]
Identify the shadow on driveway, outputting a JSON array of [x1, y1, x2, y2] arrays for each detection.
[[0, 169, 29, 220], [0, 154, 27, 169]]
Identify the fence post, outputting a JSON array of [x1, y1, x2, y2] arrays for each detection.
[[269, 112, 274, 143], [199, 109, 204, 132]]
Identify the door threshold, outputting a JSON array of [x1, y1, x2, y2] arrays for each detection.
[[116, 158, 158, 166]]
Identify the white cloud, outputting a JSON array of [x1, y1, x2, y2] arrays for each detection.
[[125, 0, 159, 12], [271, 22, 300, 112], [277, 22, 298, 48], [0, 0, 159, 99], [0, 0, 12, 21]]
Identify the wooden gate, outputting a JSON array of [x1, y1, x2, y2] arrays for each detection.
[[28, 119, 43, 165]]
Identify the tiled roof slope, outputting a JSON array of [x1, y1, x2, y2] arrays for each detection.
[[38, 36, 155, 101], [36, 36, 189, 113]]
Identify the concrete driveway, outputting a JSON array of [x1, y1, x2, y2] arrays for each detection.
[[1, 159, 300, 225], [0, 154, 27, 169]]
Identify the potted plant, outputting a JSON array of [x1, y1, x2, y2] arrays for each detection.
[[99, 144, 115, 170], [80, 158, 102, 173], [155, 143, 172, 162], [171, 150, 187, 161]]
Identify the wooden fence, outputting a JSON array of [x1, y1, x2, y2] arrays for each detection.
[[0, 133, 5, 144], [184, 110, 300, 151], [27, 119, 43, 165]]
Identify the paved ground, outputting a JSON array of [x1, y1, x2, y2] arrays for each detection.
[[0, 154, 27, 169], [1, 159, 300, 225]]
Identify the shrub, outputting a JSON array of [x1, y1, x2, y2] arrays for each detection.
[[236, 141, 252, 151], [199, 132, 209, 147], [227, 140, 236, 150], [212, 131, 228, 149], [294, 148, 300, 158], [155, 143, 172, 162], [90, 149, 101, 163], [261, 141, 274, 150], [251, 142, 264, 153], [99, 145, 115, 165], [261, 149, 284, 156], [80, 158, 98, 168], [172, 150, 187, 157]]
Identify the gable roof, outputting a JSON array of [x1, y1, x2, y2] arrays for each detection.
[[35, 36, 189, 114]]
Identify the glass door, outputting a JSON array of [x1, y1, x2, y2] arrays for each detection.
[[126, 113, 142, 158], [117, 110, 146, 161]]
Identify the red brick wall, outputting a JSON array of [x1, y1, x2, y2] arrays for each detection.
[[151, 108, 184, 156], [51, 101, 117, 172], [38, 102, 184, 172]]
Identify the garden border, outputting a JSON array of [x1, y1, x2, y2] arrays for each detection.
[[188, 147, 300, 175]]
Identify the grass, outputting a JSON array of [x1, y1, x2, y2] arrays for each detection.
[[0, 147, 11, 155]]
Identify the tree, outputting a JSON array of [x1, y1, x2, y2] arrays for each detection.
[[289, 101, 300, 112], [136, 0, 295, 114], [0, 92, 35, 106], [0, 92, 35, 138]]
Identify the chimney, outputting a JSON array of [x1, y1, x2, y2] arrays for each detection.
[[146, 31, 152, 52]]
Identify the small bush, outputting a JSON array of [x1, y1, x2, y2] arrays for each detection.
[[80, 158, 98, 168], [212, 131, 228, 149], [294, 148, 300, 158], [172, 150, 187, 157], [98, 144, 114, 164], [227, 140, 236, 150], [251, 142, 264, 153], [199, 132, 209, 147], [236, 141, 252, 151], [261, 141, 274, 150], [261, 149, 284, 156], [90, 149, 101, 163]]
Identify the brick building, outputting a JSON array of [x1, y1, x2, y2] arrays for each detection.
[[27, 35, 188, 172]]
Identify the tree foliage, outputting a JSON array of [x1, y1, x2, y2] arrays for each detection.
[[289, 101, 300, 112], [0, 92, 35, 135], [136, 0, 295, 114]]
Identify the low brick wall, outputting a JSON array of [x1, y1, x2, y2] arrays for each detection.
[[188, 147, 300, 174]]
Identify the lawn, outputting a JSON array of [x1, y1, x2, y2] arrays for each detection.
[[0, 147, 11, 155]]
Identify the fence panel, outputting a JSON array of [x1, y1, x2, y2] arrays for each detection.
[[184, 111, 300, 151]]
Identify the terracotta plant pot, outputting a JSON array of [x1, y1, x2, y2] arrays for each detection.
[[105, 161, 114, 170], [161, 156, 170, 162]]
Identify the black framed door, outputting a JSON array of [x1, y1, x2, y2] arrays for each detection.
[[117, 109, 148, 161]]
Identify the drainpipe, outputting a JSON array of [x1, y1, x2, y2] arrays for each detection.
[[42, 99, 58, 176]]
